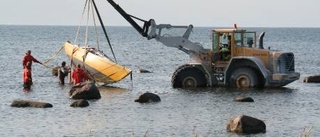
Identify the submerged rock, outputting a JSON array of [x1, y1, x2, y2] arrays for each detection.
[[52, 66, 59, 76], [234, 96, 254, 102], [69, 82, 101, 100], [70, 99, 89, 107], [135, 92, 161, 103], [11, 100, 53, 108], [227, 115, 266, 134], [137, 68, 152, 73]]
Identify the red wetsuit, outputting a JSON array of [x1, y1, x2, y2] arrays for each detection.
[[71, 68, 91, 85], [23, 67, 32, 87], [23, 54, 40, 68]]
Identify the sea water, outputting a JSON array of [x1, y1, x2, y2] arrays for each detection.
[[0, 25, 320, 136]]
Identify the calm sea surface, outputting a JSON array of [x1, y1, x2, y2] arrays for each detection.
[[1, 25, 320, 136]]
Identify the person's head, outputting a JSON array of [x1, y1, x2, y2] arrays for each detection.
[[77, 64, 81, 68], [26, 50, 31, 55], [61, 61, 66, 67]]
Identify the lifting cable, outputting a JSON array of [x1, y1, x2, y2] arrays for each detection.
[[80, 0, 101, 83], [91, 0, 117, 63], [84, 0, 90, 47], [68, 0, 89, 84], [82, 50, 95, 83], [69, 0, 93, 82], [70, 0, 133, 85], [90, 0, 101, 50]]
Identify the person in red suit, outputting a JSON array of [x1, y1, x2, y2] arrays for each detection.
[[22, 50, 42, 83], [71, 64, 91, 85], [22, 50, 42, 69], [23, 62, 32, 91]]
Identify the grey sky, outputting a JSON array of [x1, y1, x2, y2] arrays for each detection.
[[1, 0, 319, 27]]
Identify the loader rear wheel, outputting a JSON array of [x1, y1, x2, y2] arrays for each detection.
[[229, 68, 258, 88], [172, 67, 207, 88]]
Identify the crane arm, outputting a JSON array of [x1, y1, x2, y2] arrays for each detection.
[[106, 0, 155, 39], [106, 0, 205, 53]]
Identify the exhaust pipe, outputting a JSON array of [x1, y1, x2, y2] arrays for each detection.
[[258, 32, 265, 49]]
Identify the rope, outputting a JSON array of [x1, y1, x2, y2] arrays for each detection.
[[130, 72, 133, 89], [38, 45, 65, 69], [81, 49, 97, 83], [69, 47, 79, 83], [40, 63, 53, 69], [67, 0, 132, 85], [70, 0, 89, 83], [43, 45, 64, 65], [73, 0, 89, 44], [84, 0, 91, 47]]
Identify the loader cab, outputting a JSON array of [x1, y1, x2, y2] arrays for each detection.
[[212, 29, 257, 61]]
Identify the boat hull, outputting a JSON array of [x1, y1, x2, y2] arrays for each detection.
[[64, 41, 131, 84]]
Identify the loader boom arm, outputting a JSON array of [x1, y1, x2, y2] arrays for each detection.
[[106, 0, 205, 54], [106, 0, 152, 38]]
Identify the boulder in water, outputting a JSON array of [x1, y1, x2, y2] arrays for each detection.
[[70, 99, 89, 107], [135, 92, 161, 103], [11, 100, 53, 108], [137, 68, 152, 73], [227, 115, 266, 134], [69, 82, 101, 100], [52, 66, 59, 76], [234, 96, 254, 102]]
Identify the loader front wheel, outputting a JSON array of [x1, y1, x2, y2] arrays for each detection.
[[172, 67, 207, 88], [229, 68, 258, 88]]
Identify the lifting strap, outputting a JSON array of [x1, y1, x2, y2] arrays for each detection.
[[43, 45, 64, 65], [68, 0, 133, 85], [91, 0, 117, 63]]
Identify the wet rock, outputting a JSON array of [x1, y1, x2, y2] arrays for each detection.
[[303, 75, 320, 83], [52, 66, 59, 76], [135, 92, 161, 103], [11, 100, 53, 108], [234, 96, 254, 102], [137, 68, 152, 73], [227, 115, 266, 134], [70, 99, 89, 107], [69, 82, 101, 100]]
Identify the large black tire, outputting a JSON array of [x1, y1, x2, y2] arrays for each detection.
[[172, 66, 207, 88], [229, 68, 259, 88]]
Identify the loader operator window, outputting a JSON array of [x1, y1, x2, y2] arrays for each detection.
[[221, 33, 230, 48], [234, 33, 243, 46], [212, 32, 220, 61], [212, 33, 220, 53], [244, 32, 256, 48], [219, 33, 231, 60]]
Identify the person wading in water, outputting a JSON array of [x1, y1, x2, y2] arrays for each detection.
[[58, 61, 70, 85], [22, 50, 42, 85], [71, 64, 91, 85], [23, 62, 32, 91]]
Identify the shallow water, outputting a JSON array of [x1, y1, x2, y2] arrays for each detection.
[[1, 25, 320, 136]]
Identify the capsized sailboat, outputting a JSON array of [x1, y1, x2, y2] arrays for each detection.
[[64, 41, 131, 84]]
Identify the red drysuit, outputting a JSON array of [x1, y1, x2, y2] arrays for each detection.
[[71, 67, 91, 85]]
